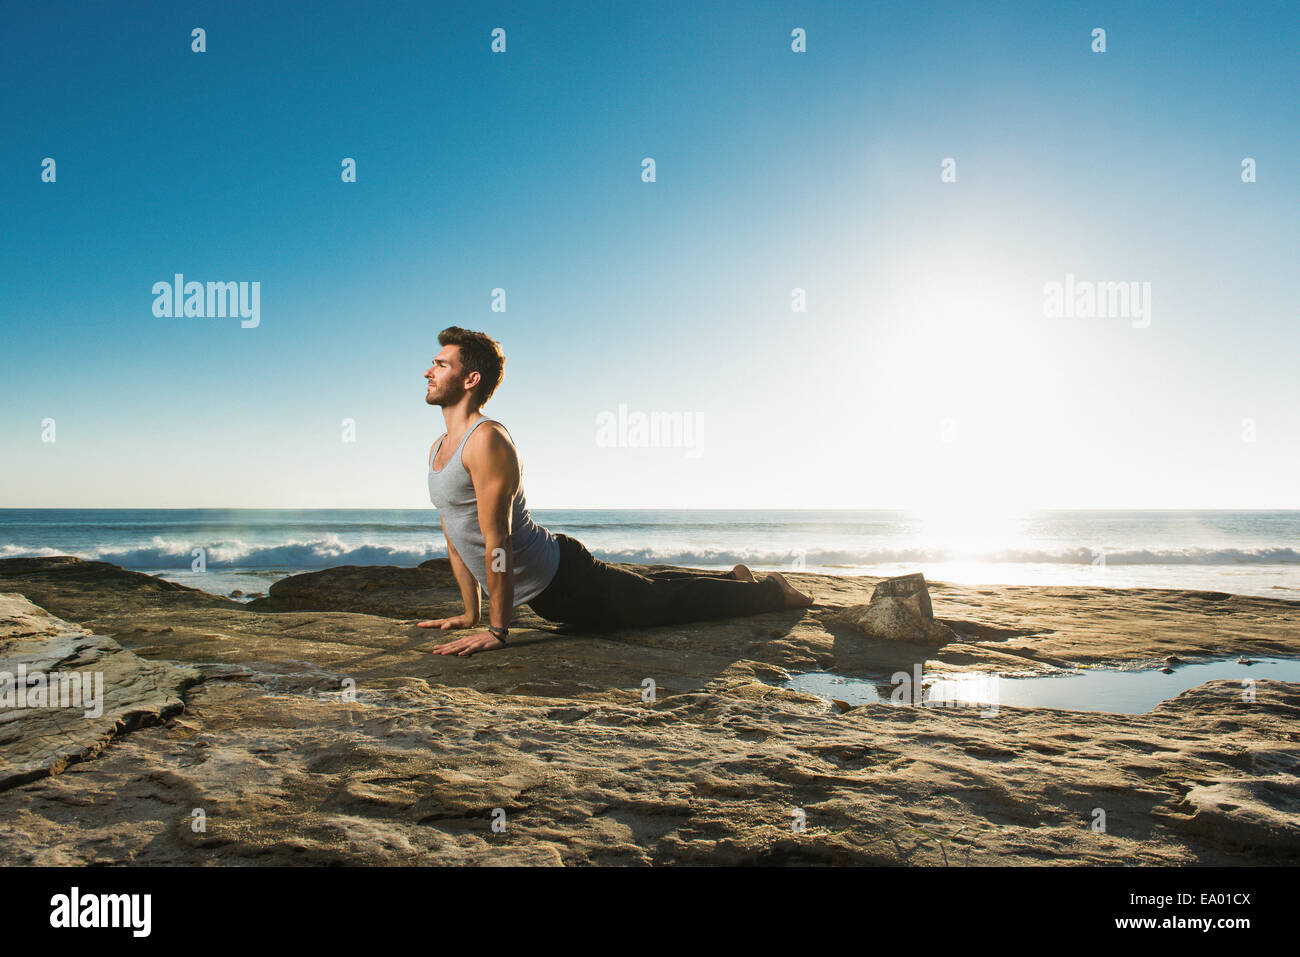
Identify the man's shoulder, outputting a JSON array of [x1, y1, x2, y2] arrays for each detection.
[[470, 418, 514, 446], [463, 418, 517, 464]]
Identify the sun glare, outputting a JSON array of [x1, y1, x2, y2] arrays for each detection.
[[912, 498, 1030, 557]]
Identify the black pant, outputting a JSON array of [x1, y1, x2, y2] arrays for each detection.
[[527, 534, 788, 629]]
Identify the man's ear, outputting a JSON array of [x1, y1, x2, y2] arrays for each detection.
[[465, 370, 481, 393]]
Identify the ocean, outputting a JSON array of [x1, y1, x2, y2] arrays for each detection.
[[1, 509, 1296, 602]]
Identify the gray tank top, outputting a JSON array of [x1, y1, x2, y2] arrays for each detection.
[[427, 417, 560, 606]]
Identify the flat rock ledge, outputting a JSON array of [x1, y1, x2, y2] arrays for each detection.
[[1, 556, 1298, 865], [0, 593, 198, 791], [246, 559, 465, 619]]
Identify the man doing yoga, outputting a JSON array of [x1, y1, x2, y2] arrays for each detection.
[[418, 327, 814, 656]]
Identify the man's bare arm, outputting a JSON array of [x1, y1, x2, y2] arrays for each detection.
[[468, 425, 517, 631], [429, 423, 518, 656], [417, 515, 481, 629]]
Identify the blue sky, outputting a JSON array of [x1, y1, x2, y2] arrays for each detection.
[[2, 0, 1297, 509]]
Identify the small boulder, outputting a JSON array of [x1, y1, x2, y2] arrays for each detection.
[[831, 573, 956, 646], [871, 572, 933, 619]]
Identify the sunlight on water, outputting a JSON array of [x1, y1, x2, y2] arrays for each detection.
[[912, 505, 1033, 560], [784, 657, 1300, 715]]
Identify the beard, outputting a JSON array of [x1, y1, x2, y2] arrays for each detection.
[[425, 383, 461, 407]]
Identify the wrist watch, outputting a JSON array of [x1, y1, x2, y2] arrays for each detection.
[[487, 625, 509, 643]]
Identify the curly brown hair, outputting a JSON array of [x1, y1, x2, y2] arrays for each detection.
[[437, 327, 505, 406]]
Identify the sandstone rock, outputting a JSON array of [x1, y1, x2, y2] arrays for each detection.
[[1, 556, 1299, 865], [1151, 744, 1300, 852], [246, 560, 465, 619], [1166, 777, 1300, 851], [831, 573, 957, 645], [0, 593, 198, 791], [871, 572, 934, 619], [0, 556, 237, 622]]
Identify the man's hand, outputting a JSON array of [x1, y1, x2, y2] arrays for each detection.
[[429, 630, 505, 657], [417, 612, 479, 630]]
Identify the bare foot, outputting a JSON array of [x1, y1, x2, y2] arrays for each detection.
[[767, 571, 814, 609], [729, 563, 756, 582]]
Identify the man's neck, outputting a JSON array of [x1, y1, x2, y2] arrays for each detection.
[[441, 401, 484, 438]]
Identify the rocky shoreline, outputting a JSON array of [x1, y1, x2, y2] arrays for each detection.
[[1, 555, 1297, 865]]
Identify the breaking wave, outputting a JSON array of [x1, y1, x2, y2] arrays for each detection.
[[2, 538, 1297, 569]]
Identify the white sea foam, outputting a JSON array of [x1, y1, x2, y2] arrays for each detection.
[[4, 510, 1298, 600], [2, 540, 1296, 568], [0, 536, 440, 569]]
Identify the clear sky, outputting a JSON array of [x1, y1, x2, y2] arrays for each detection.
[[2, 0, 1297, 510]]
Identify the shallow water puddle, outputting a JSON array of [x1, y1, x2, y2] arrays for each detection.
[[783, 656, 1300, 715]]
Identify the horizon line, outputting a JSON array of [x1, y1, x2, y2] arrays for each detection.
[[2, 506, 1298, 513]]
